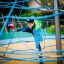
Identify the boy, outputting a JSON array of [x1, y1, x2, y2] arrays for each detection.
[[17, 19, 43, 51]]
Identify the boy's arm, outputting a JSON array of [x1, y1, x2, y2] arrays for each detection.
[[17, 27, 33, 33]]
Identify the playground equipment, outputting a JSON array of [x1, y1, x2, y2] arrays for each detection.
[[0, 0, 64, 64]]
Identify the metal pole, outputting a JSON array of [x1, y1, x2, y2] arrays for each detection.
[[54, 0, 63, 64]]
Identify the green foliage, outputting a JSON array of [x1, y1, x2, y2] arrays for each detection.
[[42, 11, 53, 15], [33, 11, 43, 16], [47, 25, 55, 33], [47, 25, 64, 34], [60, 25, 64, 29], [21, 11, 53, 17], [21, 13, 33, 17], [40, 0, 53, 6]]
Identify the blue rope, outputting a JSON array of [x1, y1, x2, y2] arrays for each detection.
[[0, 0, 29, 4], [3, 31, 15, 56], [0, 57, 11, 63], [0, 12, 64, 20], [0, 5, 49, 10], [0, 0, 17, 38], [0, 55, 64, 62], [0, 39, 64, 52], [0, 45, 64, 55]]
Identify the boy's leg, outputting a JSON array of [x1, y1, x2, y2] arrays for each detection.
[[35, 41, 43, 64], [35, 41, 41, 51]]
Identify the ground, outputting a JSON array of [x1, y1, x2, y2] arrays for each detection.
[[0, 38, 64, 64]]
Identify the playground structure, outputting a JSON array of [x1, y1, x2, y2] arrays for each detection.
[[0, 0, 64, 64]]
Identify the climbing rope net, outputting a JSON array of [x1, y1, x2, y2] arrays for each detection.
[[0, 0, 64, 63]]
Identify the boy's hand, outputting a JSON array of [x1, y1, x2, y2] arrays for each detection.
[[16, 28, 22, 32], [17, 29, 20, 32]]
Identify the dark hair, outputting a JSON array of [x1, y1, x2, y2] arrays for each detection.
[[26, 19, 34, 23]]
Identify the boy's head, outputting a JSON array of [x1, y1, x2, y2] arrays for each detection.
[[26, 19, 34, 29]]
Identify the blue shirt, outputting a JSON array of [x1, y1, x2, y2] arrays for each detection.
[[17, 20, 43, 43]]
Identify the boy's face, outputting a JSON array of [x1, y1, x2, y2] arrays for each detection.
[[27, 22, 34, 29]]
